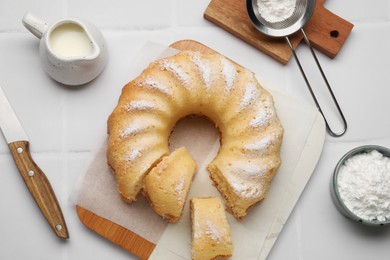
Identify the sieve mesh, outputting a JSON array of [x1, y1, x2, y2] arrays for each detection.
[[248, 0, 315, 37], [257, 0, 308, 29]]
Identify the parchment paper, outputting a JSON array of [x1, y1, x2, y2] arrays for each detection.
[[72, 42, 326, 259]]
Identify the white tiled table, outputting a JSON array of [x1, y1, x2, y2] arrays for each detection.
[[1, 1, 390, 259]]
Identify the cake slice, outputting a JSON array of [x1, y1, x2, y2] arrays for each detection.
[[143, 147, 196, 222], [190, 197, 233, 260]]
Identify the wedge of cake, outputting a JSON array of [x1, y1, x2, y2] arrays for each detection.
[[190, 197, 233, 260], [143, 147, 196, 222]]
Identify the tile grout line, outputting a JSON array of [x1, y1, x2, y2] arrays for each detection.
[[61, 5, 69, 259], [60, 87, 69, 260]]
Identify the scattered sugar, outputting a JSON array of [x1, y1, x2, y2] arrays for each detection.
[[160, 59, 191, 88], [120, 123, 144, 138], [204, 220, 225, 242], [231, 162, 267, 179], [221, 58, 236, 92], [139, 76, 172, 96], [125, 149, 142, 162], [124, 100, 155, 111], [191, 52, 212, 88], [174, 178, 186, 203], [250, 102, 274, 128], [224, 166, 265, 199], [238, 83, 261, 111], [155, 163, 168, 178], [244, 134, 277, 153], [230, 179, 264, 199]]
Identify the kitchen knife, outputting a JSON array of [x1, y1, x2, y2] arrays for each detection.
[[0, 85, 69, 239]]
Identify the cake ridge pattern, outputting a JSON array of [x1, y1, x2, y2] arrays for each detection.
[[190, 52, 212, 88], [119, 123, 145, 138], [124, 100, 156, 111], [125, 149, 142, 162], [160, 59, 191, 88], [244, 132, 279, 153], [107, 50, 284, 220], [220, 57, 237, 92], [238, 82, 261, 111], [137, 76, 173, 96]]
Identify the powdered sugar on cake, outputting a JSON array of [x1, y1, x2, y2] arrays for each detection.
[[191, 52, 212, 89], [238, 82, 261, 111], [125, 149, 142, 162], [139, 76, 172, 96], [119, 122, 145, 138], [221, 58, 236, 92], [195, 220, 226, 242], [124, 100, 155, 111], [250, 101, 275, 128], [160, 60, 191, 88], [230, 162, 268, 180], [155, 163, 168, 178], [174, 177, 186, 203], [244, 133, 277, 153], [222, 166, 265, 199], [230, 178, 264, 199]]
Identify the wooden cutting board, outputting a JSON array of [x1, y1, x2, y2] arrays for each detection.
[[204, 0, 354, 64], [76, 40, 226, 260]]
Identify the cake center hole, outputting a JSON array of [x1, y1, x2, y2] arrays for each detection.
[[169, 116, 220, 165]]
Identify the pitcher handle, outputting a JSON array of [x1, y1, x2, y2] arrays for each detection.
[[22, 12, 48, 39]]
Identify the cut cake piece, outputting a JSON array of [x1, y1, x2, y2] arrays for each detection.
[[143, 147, 196, 222], [190, 197, 233, 260]]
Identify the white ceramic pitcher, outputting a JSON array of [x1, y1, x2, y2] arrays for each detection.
[[22, 12, 108, 86]]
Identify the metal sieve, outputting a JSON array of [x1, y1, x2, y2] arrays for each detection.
[[247, 0, 347, 137]]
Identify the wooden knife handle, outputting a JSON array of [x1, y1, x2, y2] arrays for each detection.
[[8, 141, 69, 239]]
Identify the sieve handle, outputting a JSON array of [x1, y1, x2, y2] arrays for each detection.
[[285, 29, 347, 137]]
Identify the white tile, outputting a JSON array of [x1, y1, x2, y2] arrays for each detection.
[[0, 0, 65, 31], [176, 0, 212, 26], [324, 0, 390, 22], [0, 154, 66, 260], [0, 33, 63, 152], [290, 23, 390, 141], [67, 0, 173, 29]]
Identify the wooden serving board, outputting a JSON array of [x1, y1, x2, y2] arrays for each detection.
[[204, 0, 354, 64], [76, 40, 224, 260]]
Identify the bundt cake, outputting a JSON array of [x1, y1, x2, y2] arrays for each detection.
[[190, 197, 233, 260], [143, 147, 196, 222], [107, 50, 283, 219]]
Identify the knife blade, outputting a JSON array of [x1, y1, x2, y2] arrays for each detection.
[[0, 85, 69, 239]]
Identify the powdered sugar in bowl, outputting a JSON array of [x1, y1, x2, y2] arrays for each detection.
[[331, 145, 390, 226]]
